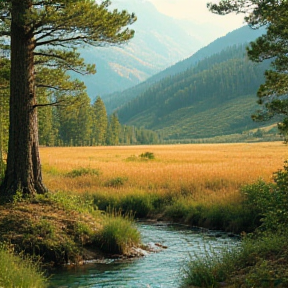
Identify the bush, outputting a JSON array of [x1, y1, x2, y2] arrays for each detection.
[[241, 161, 288, 232], [140, 152, 155, 160], [104, 177, 128, 188], [66, 167, 100, 178], [182, 244, 239, 287], [119, 194, 153, 218], [164, 199, 192, 221], [183, 232, 288, 288]]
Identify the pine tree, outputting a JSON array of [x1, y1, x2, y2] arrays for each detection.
[[92, 96, 108, 146], [0, 0, 136, 197], [106, 113, 120, 145], [208, 0, 288, 139]]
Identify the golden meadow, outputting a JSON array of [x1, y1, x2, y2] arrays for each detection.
[[41, 142, 288, 207]]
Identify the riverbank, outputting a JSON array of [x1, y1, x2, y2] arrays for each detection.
[[0, 183, 287, 288], [181, 161, 288, 287], [0, 192, 142, 269]]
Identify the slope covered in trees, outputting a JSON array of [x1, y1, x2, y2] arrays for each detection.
[[103, 25, 266, 114], [116, 45, 271, 140]]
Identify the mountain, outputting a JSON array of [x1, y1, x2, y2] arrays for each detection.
[[115, 44, 271, 140], [75, 0, 205, 100], [103, 25, 266, 114]]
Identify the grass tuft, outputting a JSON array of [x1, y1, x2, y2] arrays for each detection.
[[65, 167, 100, 178], [95, 209, 141, 254], [0, 244, 47, 288]]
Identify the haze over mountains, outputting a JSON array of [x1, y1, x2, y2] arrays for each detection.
[[77, 0, 240, 99]]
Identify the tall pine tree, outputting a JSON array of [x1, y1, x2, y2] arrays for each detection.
[[208, 0, 288, 139], [0, 0, 136, 197], [92, 96, 108, 146]]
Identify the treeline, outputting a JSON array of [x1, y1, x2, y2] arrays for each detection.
[[117, 45, 270, 126], [37, 95, 161, 147], [0, 91, 160, 158]]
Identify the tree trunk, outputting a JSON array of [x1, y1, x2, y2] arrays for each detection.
[[0, 0, 47, 198]]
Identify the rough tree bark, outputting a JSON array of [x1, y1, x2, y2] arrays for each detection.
[[0, 0, 47, 197]]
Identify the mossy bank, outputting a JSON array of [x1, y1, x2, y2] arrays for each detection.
[[0, 192, 141, 268]]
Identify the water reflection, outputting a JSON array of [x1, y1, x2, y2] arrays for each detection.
[[49, 222, 238, 288]]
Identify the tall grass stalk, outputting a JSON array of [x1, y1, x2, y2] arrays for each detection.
[[0, 244, 47, 288]]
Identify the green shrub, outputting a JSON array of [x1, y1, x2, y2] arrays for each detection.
[[104, 176, 128, 188], [140, 152, 155, 160], [182, 220, 288, 287], [66, 167, 100, 178], [182, 244, 239, 287], [241, 161, 288, 232], [93, 193, 119, 211], [164, 199, 192, 221]]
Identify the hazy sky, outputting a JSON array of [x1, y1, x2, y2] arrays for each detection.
[[148, 0, 245, 34]]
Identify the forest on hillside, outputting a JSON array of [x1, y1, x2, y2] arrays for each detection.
[[117, 45, 271, 139]]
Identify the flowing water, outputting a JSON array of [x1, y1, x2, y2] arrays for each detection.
[[49, 222, 238, 288]]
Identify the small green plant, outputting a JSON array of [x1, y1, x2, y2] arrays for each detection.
[[0, 243, 47, 288], [104, 177, 128, 188], [95, 210, 141, 254], [66, 167, 100, 178], [182, 244, 239, 288], [139, 151, 155, 160], [12, 189, 24, 204]]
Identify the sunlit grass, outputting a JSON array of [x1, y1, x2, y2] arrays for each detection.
[[0, 244, 47, 288], [40, 142, 288, 206]]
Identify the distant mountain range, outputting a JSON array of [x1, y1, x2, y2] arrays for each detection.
[[102, 25, 272, 140], [75, 0, 207, 100]]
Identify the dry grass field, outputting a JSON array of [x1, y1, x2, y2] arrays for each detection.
[[40, 142, 288, 205]]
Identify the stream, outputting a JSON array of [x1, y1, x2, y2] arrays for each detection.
[[49, 222, 239, 288]]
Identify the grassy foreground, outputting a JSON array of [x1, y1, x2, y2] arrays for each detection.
[[1, 142, 288, 287]]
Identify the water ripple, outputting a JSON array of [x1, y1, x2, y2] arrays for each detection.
[[49, 222, 238, 288]]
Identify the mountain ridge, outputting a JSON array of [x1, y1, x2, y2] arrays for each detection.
[[103, 25, 266, 114]]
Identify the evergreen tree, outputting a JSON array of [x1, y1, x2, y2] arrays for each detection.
[[0, 0, 136, 197], [208, 0, 288, 139], [92, 96, 108, 145], [106, 113, 120, 145], [57, 93, 92, 146]]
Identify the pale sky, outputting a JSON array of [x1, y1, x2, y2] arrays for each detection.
[[148, 0, 245, 33]]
